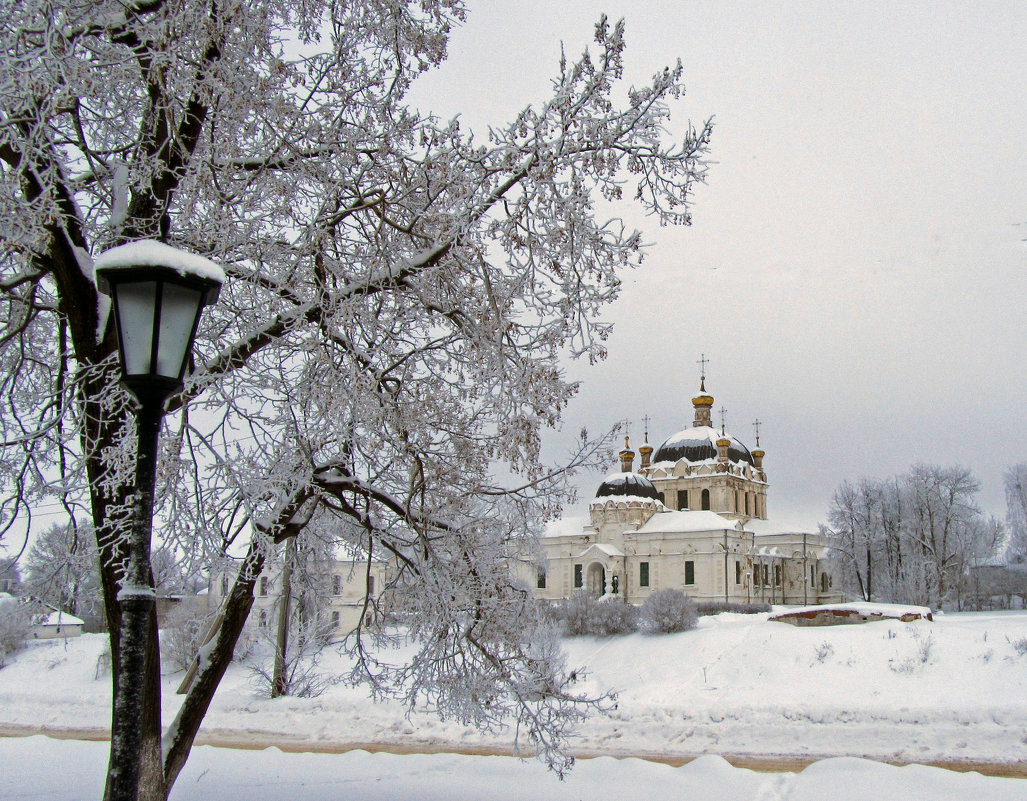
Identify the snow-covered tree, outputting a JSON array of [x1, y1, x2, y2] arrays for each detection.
[[1004, 463, 1027, 563], [824, 465, 999, 608], [0, 2, 711, 798], [23, 521, 103, 623]]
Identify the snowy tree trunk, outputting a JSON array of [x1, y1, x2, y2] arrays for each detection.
[[271, 538, 296, 698]]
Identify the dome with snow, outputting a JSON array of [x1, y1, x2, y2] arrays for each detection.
[[594, 472, 662, 501], [651, 426, 754, 466]]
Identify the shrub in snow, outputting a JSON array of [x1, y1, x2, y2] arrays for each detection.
[[695, 601, 771, 616], [1009, 636, 1027, 657], [0, 599, 29, 668], [557, 593, 637, 636], [590, 598, 638, 636], [638, 590, 697, 634], [813, 641, 834, 664], [161, 607, 220, 673]]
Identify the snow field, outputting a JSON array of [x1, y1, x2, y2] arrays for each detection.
[[1, 610, 1025, 768]]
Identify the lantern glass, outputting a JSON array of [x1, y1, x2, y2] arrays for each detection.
[[155, 281, 205, 378], [114, 281, 158, 376]]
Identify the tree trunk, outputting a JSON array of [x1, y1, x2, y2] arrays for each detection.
[[272, 538, 296, 698]]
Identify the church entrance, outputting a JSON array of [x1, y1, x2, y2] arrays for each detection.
[[586, 563, 606, 598]]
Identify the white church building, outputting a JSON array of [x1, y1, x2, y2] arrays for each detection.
[[530, 379, 842, 607]]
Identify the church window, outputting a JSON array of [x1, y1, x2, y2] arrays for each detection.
[[368, 575, 375, 596], [810, 565, 815, 586], [658, 491, 666, 505], [701, 489, 711, 511], [685, 560, 695, 585], [774, 564, 782, 586], [677, 490, 689, 511], [574, 564, 583, 589], [639, 562, 649, 587], [331, 611, 340, 629], [220, 574, 229, 596], [763, 564, 769, 585], [332, 574, 342, 595], [735, 560, 742, 585], [744, 493, 750, 515], [258, 576, 268, 597], [611, 575, 619, 594], [537, 568, 547, 589], [820, 572, 830, 592], [258, 609, 268, 628]]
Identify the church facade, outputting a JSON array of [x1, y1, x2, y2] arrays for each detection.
[[530, 380, 842, 607]]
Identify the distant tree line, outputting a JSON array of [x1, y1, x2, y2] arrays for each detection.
[[822, 464, 1008, 609]]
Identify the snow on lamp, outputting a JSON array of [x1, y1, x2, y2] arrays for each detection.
[[95, 241, 224, 404]]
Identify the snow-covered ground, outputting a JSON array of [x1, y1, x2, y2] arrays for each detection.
[[2, 608, 1026, 799]]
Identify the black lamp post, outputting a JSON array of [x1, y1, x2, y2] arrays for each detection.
[[95, 242, 223, 801]]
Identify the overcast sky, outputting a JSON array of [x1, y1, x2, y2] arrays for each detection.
[[410, 1, 1027, 530]]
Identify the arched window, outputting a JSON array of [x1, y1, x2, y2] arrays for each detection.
[[744, 493, 751, 515], [701, 488, 711, 511]]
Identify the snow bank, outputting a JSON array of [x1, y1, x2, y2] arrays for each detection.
[[1, 737, 1024, 801]]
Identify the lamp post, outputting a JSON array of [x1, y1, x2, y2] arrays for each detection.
[[95, 241, 223, 801]]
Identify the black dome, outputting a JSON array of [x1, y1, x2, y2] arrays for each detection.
[[595, 472, 662, 501], [651, 426, 754, 466]]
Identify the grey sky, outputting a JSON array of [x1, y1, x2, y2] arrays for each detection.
[[408, 1, 1027, 529]]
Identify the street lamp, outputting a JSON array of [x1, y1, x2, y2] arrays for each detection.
[[95, 241, 223, 801]]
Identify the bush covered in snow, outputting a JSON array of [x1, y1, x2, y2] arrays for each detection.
[[557, 593, 638, 636], [695, 601, 772, 616], [638, 590, 698, 634], [161, 607, 220, 673], [0, 598, 29, 668]]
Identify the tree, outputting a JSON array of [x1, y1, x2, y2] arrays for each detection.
[[0, 3, 711, 799], [824, 464, 1000, 608], [1005, 463, 1027, 563], [23, 521, 103, 623]]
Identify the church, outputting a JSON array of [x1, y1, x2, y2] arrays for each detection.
[[530, 377, 842, 607]]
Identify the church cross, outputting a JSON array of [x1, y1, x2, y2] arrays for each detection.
[[642, 414, 651, 442], [697, 353, 709, 388], [719, 405, 727, 434], [753, 418, 762, 447]]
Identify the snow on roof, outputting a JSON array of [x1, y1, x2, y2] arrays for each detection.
[[37, 611, 84, 627], [543, 515, 591, 538], [94, 240, 226, 285], [576, 542, 625, 559], [590, 494, 665, 508], [636, 509, 742, 534], [744, 518, 818, 536]]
